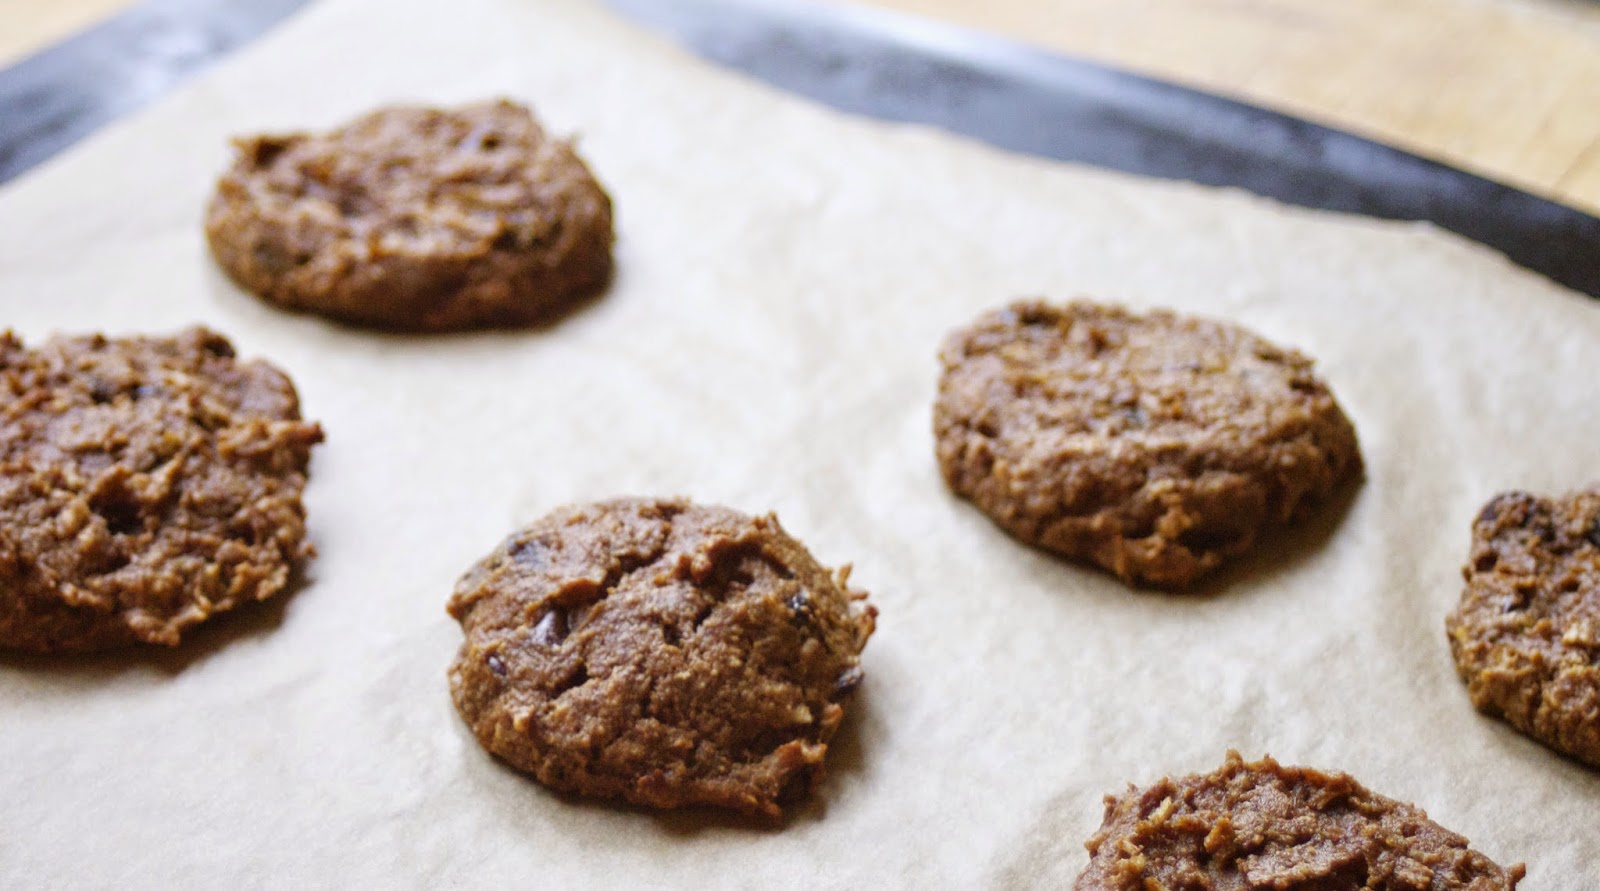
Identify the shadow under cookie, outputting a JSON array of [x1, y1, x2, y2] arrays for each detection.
[[0, 569, 307, 680], [492, 685, 883, 836]]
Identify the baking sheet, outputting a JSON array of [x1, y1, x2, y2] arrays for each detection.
[[1, 0, 1597, 886]]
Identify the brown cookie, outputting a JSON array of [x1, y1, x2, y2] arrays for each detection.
[[934, 299, 1362, 589], [1446, 486, 1600, 768], [1076, 752, 1524, 890], [447, 497, 876, 819], [205, 99, 613, 332], [0, 328, 323, 653]]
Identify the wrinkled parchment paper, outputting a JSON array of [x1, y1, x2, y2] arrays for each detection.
[[2, 0, 1597, 886]]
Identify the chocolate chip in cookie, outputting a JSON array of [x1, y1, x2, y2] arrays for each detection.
[[447, 497, 877, 819]]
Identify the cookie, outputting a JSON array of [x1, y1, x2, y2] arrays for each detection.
[[0, 328, 323, 653], [1446, 487, 1600, 767], [447, 497, 876, 819], [205, 99, 613, 332], [934, 299, 1362, 589], [1076, 752, 1524, 890]]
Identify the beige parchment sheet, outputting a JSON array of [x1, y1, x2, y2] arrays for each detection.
[[1, 0, 1598, 886]]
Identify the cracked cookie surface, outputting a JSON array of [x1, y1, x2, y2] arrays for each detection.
[[934, 299, 1362, 589], [447, 497, 877, 819], [1447, 486, 1600, 768], [1076, 752, 1523, 890], [0, 328, 323, 653], [206, 99, 614, 332]]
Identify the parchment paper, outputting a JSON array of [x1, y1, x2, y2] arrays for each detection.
[[1, 0, 1597, 886]]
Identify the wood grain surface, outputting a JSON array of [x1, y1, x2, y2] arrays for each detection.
[[3, 0, 1599, 214], [848, 0, 1600, 215]]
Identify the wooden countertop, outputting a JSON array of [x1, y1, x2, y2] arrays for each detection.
[[4, 0, 1599, 215], [850, 0, 1600, 216]]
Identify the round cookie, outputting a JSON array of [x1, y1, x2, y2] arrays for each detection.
[[933, 299, 1362, 589], [0, 328, 323, 653], [1076, 752, 1524, 890], [1447, 486, 1600, 768], [447, 497, 876, 819], [205, 99, 613, 332]]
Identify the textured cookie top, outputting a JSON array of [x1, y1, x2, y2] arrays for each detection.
[[447, 498, 876, 819], [0, 328, 323, 653], [1076, 752, 1523, 890], [1447, 487, 1600, 767], [935, 300, 1362, 588], [206, 99, 613, 331]]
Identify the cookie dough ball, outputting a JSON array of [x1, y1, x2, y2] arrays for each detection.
[[205, 99, 614, 332], [934, 299, 1362, 589], [447, 497, 877, 819], [1076, 752, 1524, 890], [1447, 486, 1600, 768], [0, 328, 323, 653]]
